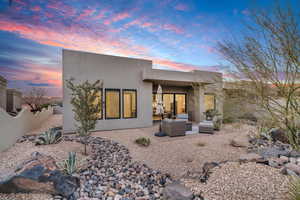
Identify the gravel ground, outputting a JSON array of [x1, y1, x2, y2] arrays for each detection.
[[92, 123, 254, 178], [0, 140, 86, 200], [182, 162, 290, 200]]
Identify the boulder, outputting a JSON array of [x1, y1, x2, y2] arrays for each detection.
[[268, 158, 286, 168], [230, 137, 248, 148], [0, 152, 79, 198], [289, 150, 300, 158], [257, 147, 290, 158], [283, 163, 300, 175], [163, 182, 194, 200], [239, 153, 264, 163], [269, 128, 288, 143]]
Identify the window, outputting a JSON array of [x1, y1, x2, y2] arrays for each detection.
[[93, 89, 103, 119], [175, 94, 186, 114], [163, 94, 174, 116], [204, 94, 216, 111], [105, 89, 120, 119], [123, 89, 137, 118]]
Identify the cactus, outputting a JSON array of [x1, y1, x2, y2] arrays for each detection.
[[35, 127, 62, 145]]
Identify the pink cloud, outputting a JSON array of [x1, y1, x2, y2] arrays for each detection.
[[162, 23, 184, 34], [174, 3, 189, 11], [104, 12, 130, 25], [77, 8, 96, 20]]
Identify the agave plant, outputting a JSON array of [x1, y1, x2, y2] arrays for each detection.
[[60, 152, 79, 175], [35, 127, 62, 145], [289, 176, 300, 200]]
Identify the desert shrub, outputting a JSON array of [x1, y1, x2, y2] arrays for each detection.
[[66, 78, 103, 155], [135, 137, 151, 147], [213, 117, 222, 131], [35, 127, 62, 145], [196, 142, 206, 147], [288, 177, 300, 200], [239, 113, 257, 122], [223, 116, 235, 124], [59, 152, 82, 175]]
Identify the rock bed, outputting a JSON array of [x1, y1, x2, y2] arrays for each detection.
[[63, 136, 203, 200]]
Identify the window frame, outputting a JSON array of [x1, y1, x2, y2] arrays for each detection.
[[122, 89, 137, 119], [105, 88, 121, 119]]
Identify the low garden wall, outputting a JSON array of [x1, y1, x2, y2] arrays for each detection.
[[0, 106, 53, 151]]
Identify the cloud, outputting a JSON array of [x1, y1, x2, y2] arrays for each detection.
[[174, 3, 189, 11], [104, 12, 130, 25]]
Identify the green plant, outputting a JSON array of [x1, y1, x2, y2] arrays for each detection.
[[204, 109, 220, 121], [288, 177, 300, 200], [35, 128, 62, 145], [135, 137, 151, 147], [223, 116, 235, 124], [66, 78, 103, 155], [196, 142, 206, 147], [60, 152, 79, 175], [213, 117, 222, 131]]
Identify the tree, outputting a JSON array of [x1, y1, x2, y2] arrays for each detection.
[[66, 78, 103, 155], [23, 87, 48, 113], [218, 5, 300, 149]]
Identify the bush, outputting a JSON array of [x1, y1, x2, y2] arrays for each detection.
[[239, 113, 257, 122], [196, 142, 206, 147], [223, 116, 235, 124], [35, 127, 62, 145], [135, 137, 151, 147]]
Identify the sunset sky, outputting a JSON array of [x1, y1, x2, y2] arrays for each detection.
[[0, 0, 298, 96]]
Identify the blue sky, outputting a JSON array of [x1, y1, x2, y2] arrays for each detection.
[[0, 0, 298, 96]]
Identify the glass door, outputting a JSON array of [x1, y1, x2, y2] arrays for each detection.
[[175, 94, 186, 115], [163, 94, 174, 118]]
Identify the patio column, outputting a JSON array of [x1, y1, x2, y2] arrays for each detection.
[[193, 85, 205, 122]]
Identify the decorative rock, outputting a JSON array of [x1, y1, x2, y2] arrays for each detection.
[[279, 156, 289, 163], [230, 138, 248, 148], [289, 150, 300, 158], [239, 153, 264, 162], [163, 182, 194, 200], [258, 147, 290, 158], [268, 158, 285, 168], [269, 128, 288, 143], [0, 152, 79, 198], [290, 157, 297, 164], [283, 163, 300, 175]]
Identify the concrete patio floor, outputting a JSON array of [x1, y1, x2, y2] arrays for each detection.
[[92, 123, 253, 178]]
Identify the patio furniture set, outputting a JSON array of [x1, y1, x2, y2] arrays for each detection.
[[156, 114, 216, 137]]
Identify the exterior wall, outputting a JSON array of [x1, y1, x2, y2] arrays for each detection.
[[0, 76, 7, 111], [6, 89, 22, 112], [0, 106, 53, 151], [63, 49, 153, 133]]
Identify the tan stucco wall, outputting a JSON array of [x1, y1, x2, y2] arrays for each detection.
[[63, 49, 153, 133], [0, 76, 7, 111], [0, 106, 53, 152]]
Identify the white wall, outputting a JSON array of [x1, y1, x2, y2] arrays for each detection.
[[0, 106, 53, 151], [63, 49, 153, 133]]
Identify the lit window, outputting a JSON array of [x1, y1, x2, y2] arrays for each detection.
[[105, 89, 120, 119], [123, 90, 137, 118], [204, 94, 215, 111]]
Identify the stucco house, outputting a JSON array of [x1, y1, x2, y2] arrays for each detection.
[[63, 49, 223, 133]]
